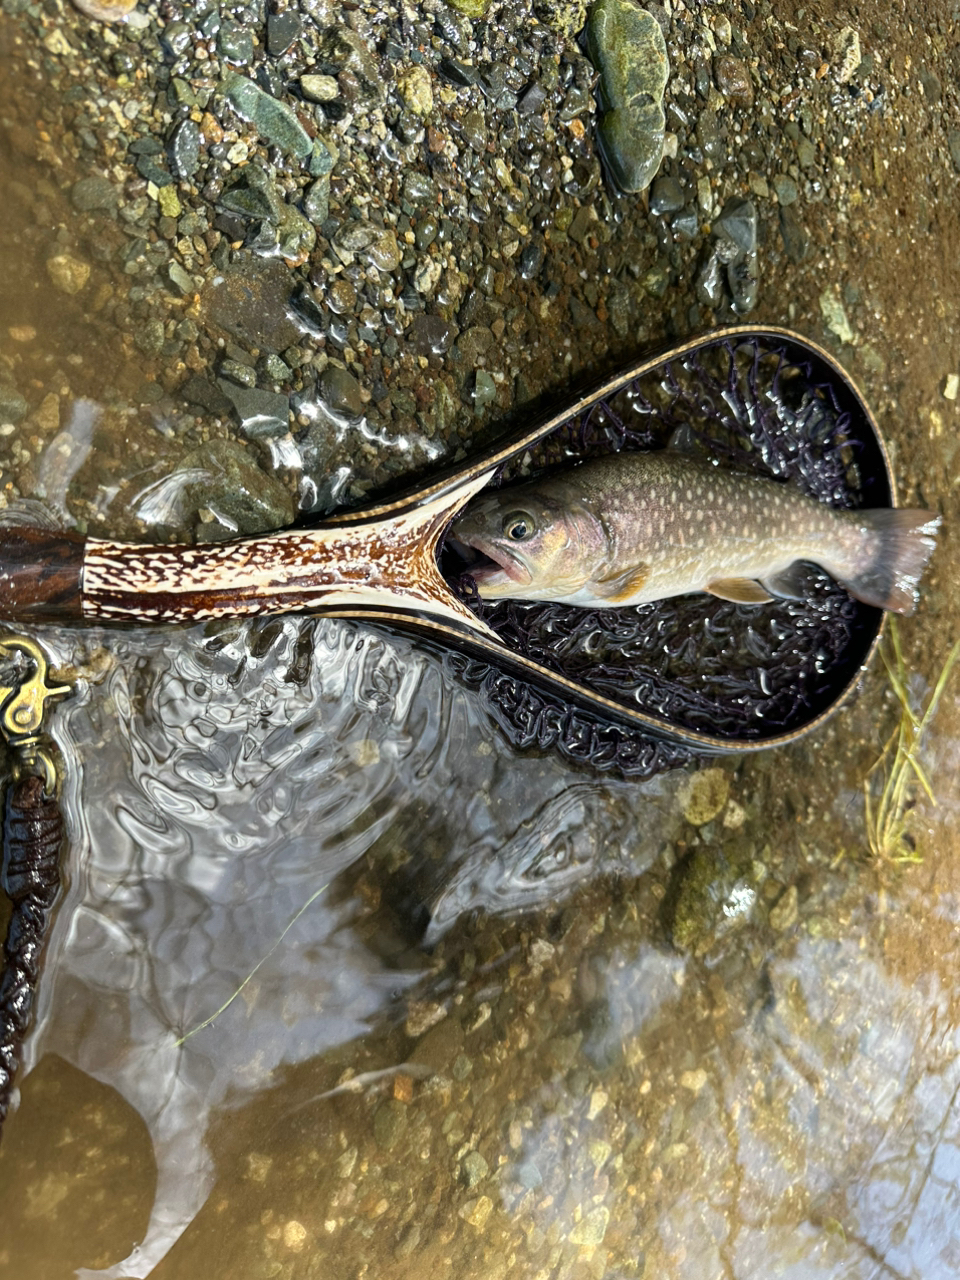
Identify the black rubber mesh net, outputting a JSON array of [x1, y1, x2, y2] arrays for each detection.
[[442, 333, 885, 777]]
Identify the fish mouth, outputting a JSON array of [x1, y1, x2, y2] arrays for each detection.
[[444, 534, 533, 593]]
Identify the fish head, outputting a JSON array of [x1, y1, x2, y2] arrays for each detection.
[[450, 486, 606, 601]]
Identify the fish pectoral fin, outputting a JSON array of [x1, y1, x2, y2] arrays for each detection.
[[666, 423, 700, 455], [706, 577, 775, 605], [594, 564, 650, 603], [760, 562, 809, 601]]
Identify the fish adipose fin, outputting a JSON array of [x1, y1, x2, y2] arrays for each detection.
[[706, 578, 775, 605], [595, 564, 650, 603], [840, 509, 940, 614], [760, 563, 810, 601]]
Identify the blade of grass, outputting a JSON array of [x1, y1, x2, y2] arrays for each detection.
[[175, 880, 329, 1046]]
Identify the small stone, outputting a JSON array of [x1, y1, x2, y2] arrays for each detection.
[[941, 374, 958, 401], [679, 1068, 708, 1094], [588, 0, 669, 193], [446, 0, 490, 15], [167, 262, 195, 296], [303, 177, 330, 225], [397, 64, 434, 116], [168, 119, 201, 179], [569, 1206, 610, 1246], [300, 74, 340, 103], [772, 175, 799, 206], [402, 171, 437, 205], [458, 1196, 493, 1229], [0, 387, 28, 425], [70, 176, 118, 213], [367, 229, 401, 272], [158, 185, 182, 218], [282, 1220, 307, 1251], [218, 20, 253, 65], [34, 393, 60, 433], [223, 72, 312, 159], [567, 204, 598, 245], [769, 885, 799, 932], [319, 365, 364, 418], [267, 12, 302, 56], [473, 370, 496, 415], [406, 315, 458, 356], [175, 439, 295, 537], [373, 1099, 407, 1151], [222, 386, 291, 439], [46, 253, 90, 295], [819, 288, 856, 345], [460, 1151, 489, 1188], [677, 768, 730, 825], [948, 129, 960, 176], [649, 175, 684, 215], [713, 53, 753, 105], [404, 1000, 447, 1037], [135, 319, 165, 357]]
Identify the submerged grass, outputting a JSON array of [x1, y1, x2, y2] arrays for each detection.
[[175, 881, 329, 1046], [863, 619, 960, 862]]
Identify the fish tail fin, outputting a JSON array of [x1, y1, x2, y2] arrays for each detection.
[[838, 508, 940, 614]]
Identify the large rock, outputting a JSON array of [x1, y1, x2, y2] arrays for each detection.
[[587, 0, 669, 193]]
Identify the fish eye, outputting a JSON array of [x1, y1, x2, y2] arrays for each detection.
[[502, 510, 536, 541]]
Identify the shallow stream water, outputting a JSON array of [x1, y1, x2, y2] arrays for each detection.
[[2, 0, 960, 1278]]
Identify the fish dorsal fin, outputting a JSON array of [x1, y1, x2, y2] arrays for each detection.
[[760, 563, 809, 601], [667, 423, 700, 454], [706, 577, 774, 604], [595, 563, 650, 603]]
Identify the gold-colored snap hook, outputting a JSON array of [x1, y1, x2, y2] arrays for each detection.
[[0, 635, 72, 746]]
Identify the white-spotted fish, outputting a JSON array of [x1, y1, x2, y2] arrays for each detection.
[[451, 451, 940, 614]]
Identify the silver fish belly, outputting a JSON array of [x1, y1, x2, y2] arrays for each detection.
[[451, 451, 940, 615]]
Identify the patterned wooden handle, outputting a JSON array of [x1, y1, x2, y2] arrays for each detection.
[[0, 473, 496, 636]]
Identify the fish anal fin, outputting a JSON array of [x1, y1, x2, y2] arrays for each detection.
[[760, 562, 809, 601], [595, 564, 649, 603], [706, 577, 774, 605]]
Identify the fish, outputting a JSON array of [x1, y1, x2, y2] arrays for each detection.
[[451, 450, 940, 614]]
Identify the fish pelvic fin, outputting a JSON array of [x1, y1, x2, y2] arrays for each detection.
[[594, 563, 650, 603], [760, 563, 809, 601], [839, 508, 940, 615], [706, 577, 775, 605]]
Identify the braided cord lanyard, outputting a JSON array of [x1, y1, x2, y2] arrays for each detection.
[[0, 636, 71, 1135]]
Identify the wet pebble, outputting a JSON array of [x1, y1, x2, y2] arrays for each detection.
[[319, 365, 363, 417], [267, 12, 302, 57], [772, 175, 799, 206], [587, 0, 669, 193], [0, 388, 28, 425], [713, 196, 759, 313], [300, 74, 339, 103], [397, 64, 434, 117], [221, 386, 291, 440], [769, 884, 799, 932], [677, 768, 730, 825], [70, 176, 118, 213], [406, 314, 459, 356], [460, 1151, 489, 1188], [218, 20, 253, 66], [168, 119, 201, 180], [46, 253, 90, 295], [303, 177, 329, 226], [713, 53, 754, 106], [178, 438, 295, 536], [223, 73, 312, 159], [649, 174, 685, 216], [325, 278, 357, 316]]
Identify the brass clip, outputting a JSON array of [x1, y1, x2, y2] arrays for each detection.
[[0, 635, 71, 791]]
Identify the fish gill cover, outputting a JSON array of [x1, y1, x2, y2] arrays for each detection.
[[441, 332, 886, 775]]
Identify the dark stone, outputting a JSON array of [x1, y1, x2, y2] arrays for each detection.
[[319, 365, 364, 417], [518, 82, 547, 114], [406, 314, 459, 356], [0, 386, 28, 424], [180, 376, 234, 415], [168, 119, 201, 179], [222, 72, 312, 159], [218, 19, 254, 65], [713, 53, 753, 105], [649, 174, 684, 215], [438, 57, 479, 87], [221, 385, 292, 439], [203, 257, 302, 352], [267, 11, 302, 56]]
